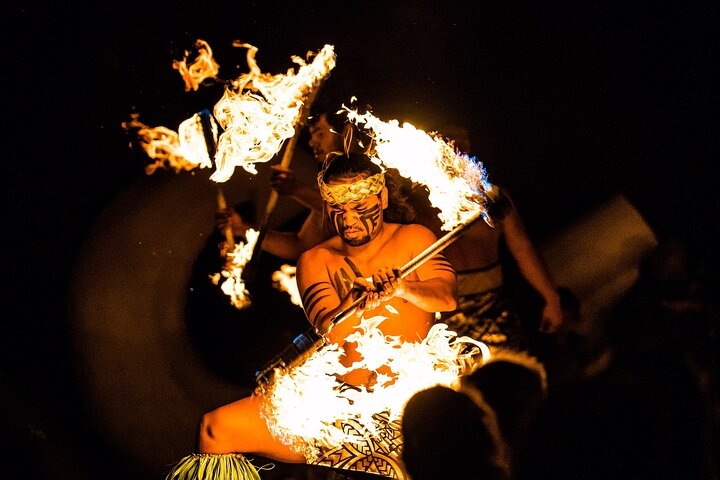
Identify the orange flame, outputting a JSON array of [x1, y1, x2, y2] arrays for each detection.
[[271, 265, 302, 307], [124, 41, 335, 182], [259, 319, 490, 459], [210, 42, 335, 182], [345, 108, 493, 231], [172, 39, 220, 92], [211, 228, 260, 309], [121, 112, 216, 174]]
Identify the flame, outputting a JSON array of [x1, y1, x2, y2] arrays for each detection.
[[123, 40, 335, 308], [258, 318, 490, 460], [210, 42, 335, 182], [124, 41, 335, 183], [172, 39, 220, 92], [211, 228, 260, 309], [344, 108, 493, 231], [121, 112, 217, 174], [271, 265, 302, 307]]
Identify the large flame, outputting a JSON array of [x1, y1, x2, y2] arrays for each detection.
[[259, 318, 490, 460], [345, 108, 493, 231], [210, 42, 335, 182], [124, 40, 335, 182]]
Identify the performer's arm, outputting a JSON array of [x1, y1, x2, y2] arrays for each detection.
[[501, 195, 562, 333], [270, 165, 324, 211], [246, 210, 330, 260], [296, 247, 360, 340], [394, 224, 458, 313]]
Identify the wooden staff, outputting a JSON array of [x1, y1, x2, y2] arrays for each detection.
[[215, 186, 235, 253]]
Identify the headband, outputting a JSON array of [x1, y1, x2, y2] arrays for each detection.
[[318, 172, 385, 205]]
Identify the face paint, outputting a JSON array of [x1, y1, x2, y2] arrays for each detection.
[[329, 195, 383, 247]]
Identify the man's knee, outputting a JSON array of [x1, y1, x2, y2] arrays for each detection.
[[197, 412, 218, 453]]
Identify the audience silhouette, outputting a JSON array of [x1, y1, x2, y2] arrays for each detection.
[[515, 238, 718, 480], [401, 384, 510, 480], [459, 349, 548, 469]]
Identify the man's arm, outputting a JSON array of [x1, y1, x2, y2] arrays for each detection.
[[222, 207, 328, 260], [501, 199, 562, 333], [392, 224, 458, 313], [256, 167, 329, 259], [258, 212, 330, 260], [296, 247, 359, 339], [270, 165, 324, 211]]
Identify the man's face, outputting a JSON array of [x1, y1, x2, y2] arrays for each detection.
[[308, 114, 343, 163], [326, 177, 385, 247]]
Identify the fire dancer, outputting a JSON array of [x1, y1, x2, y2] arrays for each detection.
[[295, 152, 457, 384], [168, 152, 459, 480]]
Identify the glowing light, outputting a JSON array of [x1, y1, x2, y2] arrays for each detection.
[[272, 265, 302, 307], [210, 42, 335, 182], [259, 319, 489, 460], [345, 108, 494, 231], [124, 40, 335, 183], [172, 39, 220, 92], [211, 228, 260, 310], [121, 112, 216, 175]]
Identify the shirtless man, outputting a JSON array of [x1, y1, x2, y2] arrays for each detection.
[[296, 152, 458, 386], [171, 152, 457, 479]]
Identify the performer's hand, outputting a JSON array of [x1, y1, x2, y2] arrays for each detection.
[[538, 301, 563, 334], [350, 277, 377, 312], [354, 267, 404, 312], [270, 165, 299, 195], [371, 267, 404, 301], [216, 207, 252, 239]]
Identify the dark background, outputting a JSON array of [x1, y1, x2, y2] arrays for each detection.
[[5, 1, 717, 479]]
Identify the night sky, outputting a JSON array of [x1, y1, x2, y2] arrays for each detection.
[[6, 2, 717, 479]]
